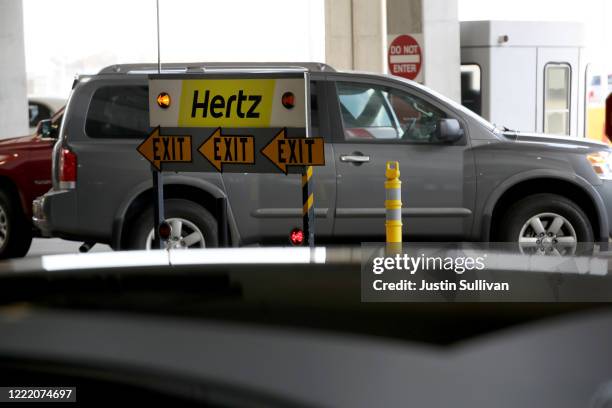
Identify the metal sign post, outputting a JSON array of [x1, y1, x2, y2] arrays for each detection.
[[152, 166, 164, 249], [302, 72, 315, 248], [152, 0, 164, 249], [301, 166, 315, 248]]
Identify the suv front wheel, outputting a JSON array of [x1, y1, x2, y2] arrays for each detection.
[[127, 199, 218, 250], [499, 193, 593, 254]]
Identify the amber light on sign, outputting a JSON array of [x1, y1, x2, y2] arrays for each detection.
[[157, 92, 171, 109]]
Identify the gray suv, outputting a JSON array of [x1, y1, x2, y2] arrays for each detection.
[[33, 62, 612, 251]]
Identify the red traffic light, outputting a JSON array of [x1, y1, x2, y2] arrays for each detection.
[[282, 92, 295, 110], [289, 228, 304, 246]]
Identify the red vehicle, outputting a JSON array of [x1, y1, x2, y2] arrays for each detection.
[[0, 109, 62, 258]]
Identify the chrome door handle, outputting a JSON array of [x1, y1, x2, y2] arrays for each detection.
[[340, 154, 370, 163]]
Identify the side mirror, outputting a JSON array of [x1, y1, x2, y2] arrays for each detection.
[[435, 118, 464, 143], [39, 119, 57, 139]]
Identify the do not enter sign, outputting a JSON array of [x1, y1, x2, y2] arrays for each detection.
[[388, 34, 423, 82]]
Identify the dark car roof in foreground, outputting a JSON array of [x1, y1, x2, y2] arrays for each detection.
[[0, 247, 608, 346], [0, 247, 611, 407]]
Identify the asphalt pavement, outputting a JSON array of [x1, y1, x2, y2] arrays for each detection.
[[27, 238, 112, 257]]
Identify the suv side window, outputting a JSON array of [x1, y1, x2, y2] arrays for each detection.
[[85, 85, 149, 139], [336, 82, 396, 140], [336, 81, 447, 143]]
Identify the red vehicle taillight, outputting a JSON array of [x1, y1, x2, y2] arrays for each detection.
[[59, 148, 77, 189]]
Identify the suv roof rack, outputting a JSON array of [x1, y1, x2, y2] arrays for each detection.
[[98, 62, 335, 75]]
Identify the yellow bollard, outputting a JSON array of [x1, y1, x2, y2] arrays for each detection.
[[385, 161, 402, 248]]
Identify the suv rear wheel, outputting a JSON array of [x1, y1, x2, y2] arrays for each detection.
[[499, 193, 593, 255], [0, 190, 32, 259], [127, 199, 218, 250]]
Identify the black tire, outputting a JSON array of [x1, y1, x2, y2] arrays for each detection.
[[0, 190, 33, 259], [126, 199, 218, 250], [498, 193, 594, 244]]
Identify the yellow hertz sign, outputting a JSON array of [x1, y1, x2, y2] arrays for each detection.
[[179, 79, 274, 127], [149, 78, 306, 128]]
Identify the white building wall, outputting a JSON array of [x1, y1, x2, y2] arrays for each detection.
[[489, 47, 537, 131]]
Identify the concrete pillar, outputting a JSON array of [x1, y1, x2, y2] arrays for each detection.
[[324, 0, 386, 73], [324, 0, 353, 70], [386, 0, 421, 34], [0, 0, 28, 138], [351, 0, 386, 73], [386, 0, 460, 101], [325, 0, 460, 101], [421, 0, 460, 102]]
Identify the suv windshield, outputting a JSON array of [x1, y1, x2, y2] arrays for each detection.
[[388, 74, 498, 133]]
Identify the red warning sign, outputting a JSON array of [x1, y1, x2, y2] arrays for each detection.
[[388, 34, 422, 81]]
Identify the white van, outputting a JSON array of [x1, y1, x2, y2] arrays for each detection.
[[460, 21, 597, 139]]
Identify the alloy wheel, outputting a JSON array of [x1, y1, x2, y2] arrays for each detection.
[[145, 217, 206, 250], [518, 212, 577, 255]]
